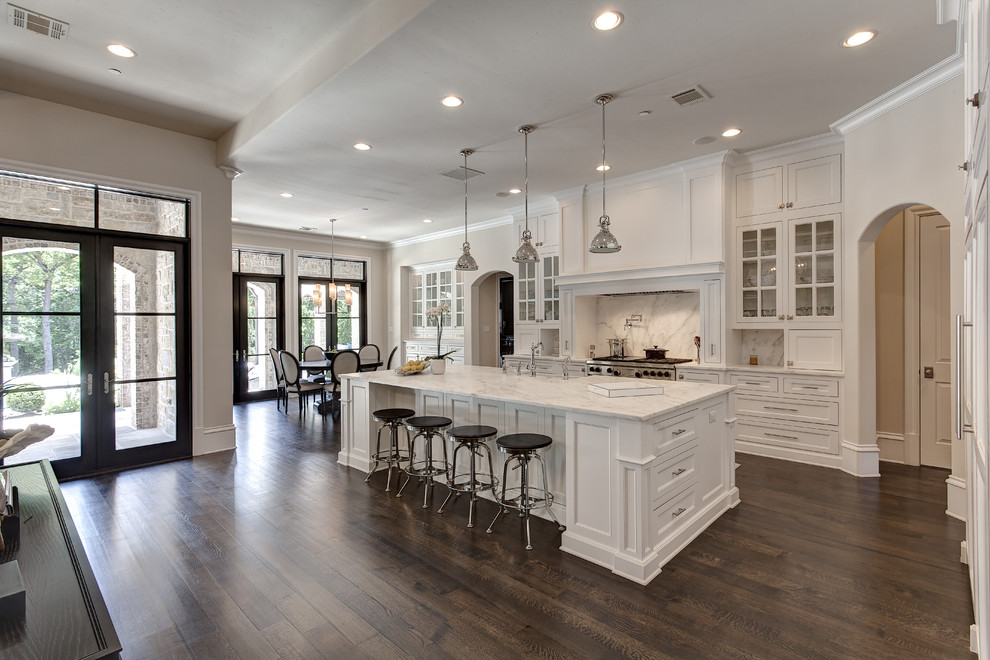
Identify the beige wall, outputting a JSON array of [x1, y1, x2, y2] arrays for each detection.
[[875, 212, 905, 438], [0, 91, 234, 454]]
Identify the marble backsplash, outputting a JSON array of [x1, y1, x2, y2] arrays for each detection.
[[593, 292, 700, 359], [739, 329, 785, 366]]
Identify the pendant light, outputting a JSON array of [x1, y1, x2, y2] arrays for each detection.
[[589, 94, 621, 253], [344, 283, 353, 306], [455, 148, 479, 271], [512, 125, 540, 263], [327, 218, 338, 307]]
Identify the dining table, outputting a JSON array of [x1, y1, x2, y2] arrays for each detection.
[[299, 358, 383, 414]]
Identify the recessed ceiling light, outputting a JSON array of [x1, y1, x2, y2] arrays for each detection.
[[107, 43, 136, 58], [637, 110, 652, 118], [693, 136, 717, 145], [353, 142, 372, 151], [360, 235, 368, 239], [594, 11, 623, 31], [441, 95, 463, 108], [721, 128, 742, 137], [107, 68, 122, 76], [231, 217, 240, 222], [596, 164, 611, 172], [423, 218, 433, 223], [508, 188, 522, 194], [843, 30, 876, 47], [280, 192, 293, 198]]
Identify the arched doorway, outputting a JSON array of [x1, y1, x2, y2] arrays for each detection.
[[470, 270, 512, 367]]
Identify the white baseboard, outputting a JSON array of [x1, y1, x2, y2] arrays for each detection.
[[946, 474, 967, 522], [961, 539, 969, 565], [876, 432, 906, 464], [193, 423, 236, 455], [841, 441, 881, 477]]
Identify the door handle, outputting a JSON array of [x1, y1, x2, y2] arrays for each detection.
[[86, 373, 93, 396], [923, 366, 934, 379], [957, 315, 973, 440], [103, 372, 110, 394]]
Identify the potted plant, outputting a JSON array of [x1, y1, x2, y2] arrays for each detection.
[[425, 302, 456, 374]]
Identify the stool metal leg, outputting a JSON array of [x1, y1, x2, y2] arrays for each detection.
[[437, 441, 464, 515], [486, 453, 512, 534], [396, 430, 419, 498], [535, 453, 565, 531], [365, 422, 386, 483], [521, 455, 533, 549]]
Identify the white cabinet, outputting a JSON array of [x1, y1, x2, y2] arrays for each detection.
[[735, 214, 840, 325], [515, 249, 561, 355], [515, 212, 559, 249], [676, 368, 722, 384], [403, 340, 464, 364], [730, 371, 842, 459], [735, 153, 841, 218]]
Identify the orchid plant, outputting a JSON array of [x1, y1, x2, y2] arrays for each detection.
[[425, 302, 457, 361]]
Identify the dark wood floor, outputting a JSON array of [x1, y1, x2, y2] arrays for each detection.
[[60, 401, 974, 659]]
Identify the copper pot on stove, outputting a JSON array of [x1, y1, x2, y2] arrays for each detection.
[[644, 346, 667, 360]]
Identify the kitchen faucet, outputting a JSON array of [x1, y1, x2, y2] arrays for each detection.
[[528, 342, 543, 377], [562, 355, 570, 380]]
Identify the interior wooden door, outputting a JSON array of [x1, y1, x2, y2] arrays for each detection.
[[919, 212, 952, 469]]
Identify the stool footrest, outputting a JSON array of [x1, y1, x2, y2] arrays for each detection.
[[447, 474, 498, 494]]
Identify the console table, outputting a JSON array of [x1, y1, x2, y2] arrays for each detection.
[[0, 460, 121, 658]]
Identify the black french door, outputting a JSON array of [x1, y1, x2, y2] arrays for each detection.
[[1, 223, 190, 478], [232, 274, 284, 403]]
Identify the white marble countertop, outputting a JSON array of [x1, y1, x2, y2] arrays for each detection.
[[344, 364, 733, 422]]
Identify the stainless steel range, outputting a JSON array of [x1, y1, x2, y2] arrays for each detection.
[[586, 356, 694, 380]]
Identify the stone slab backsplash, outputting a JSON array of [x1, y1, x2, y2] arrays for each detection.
[[739, 329, 785, 366], [594, 292, 700, 358]]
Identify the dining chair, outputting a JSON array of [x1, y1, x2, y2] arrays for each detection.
[[358, 343, 381, 371], [269, 347, 286, 411], [302, 344, 328, 382], [279, 350, 325, 415], [385, 346, 399, 370], [328, 349, 361, 417]]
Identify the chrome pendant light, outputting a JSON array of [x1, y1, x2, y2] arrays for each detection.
[[455, 148, 479, 271], [512, 124, 540, 263], [589, 94, 621, 253], [327, 218, 338, 305]]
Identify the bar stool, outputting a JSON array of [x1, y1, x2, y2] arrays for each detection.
[[397, 415, 452, 508], [366, 407, 415, 491], [486, 433, 565, 550], [437, 425, 499, 528]]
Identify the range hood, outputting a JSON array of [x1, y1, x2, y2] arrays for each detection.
[[556, 262, 724, 297]]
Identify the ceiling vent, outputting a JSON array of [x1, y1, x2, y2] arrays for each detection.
[[671, 86, 710, 107], [440, 165, 484, 181], [7, 4, 69, 40]]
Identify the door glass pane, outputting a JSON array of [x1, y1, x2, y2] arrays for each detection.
[[760, 290, 777, 318], [760, 228, 776, 256], [99, 191, 186, 237], [795, 288, 813, 316], [817, 254, 834, 283], [245, 280, 279, 393], [742, 261, 757, 288], [1, 237, 83, 465], [0, 174, 95, 228], [742, 290, 758, 317], [742, 230, 758, 258], [795, 256, 812, 285], [114, 381, 175, 450], [794, 223, 813, 253], [113, 247, 177, 450], [816, 221, 834, 251], [818, 287, 835, 316], [760, 259, 776, 286]]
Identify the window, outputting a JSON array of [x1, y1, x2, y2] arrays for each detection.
[[297, 255, 367, 353], [409, 262, 464, 338]]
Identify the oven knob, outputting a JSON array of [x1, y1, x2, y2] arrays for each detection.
[[613, 369, 621, 376], [634, 372, 642, 378], [605, 367, 612, 374], [648, 370, 656, 377], [663, 371, 671, 378], [590, 366, 598, 373]]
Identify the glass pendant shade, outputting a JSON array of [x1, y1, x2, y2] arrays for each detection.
[[312, 284, 323, 309], [454, 149, 480, 271], [512, 125, 539, 264], [344, 283, 353, 306], [589, 94, 621, 253]]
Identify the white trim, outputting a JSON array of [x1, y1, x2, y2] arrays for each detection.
[[556, 261, 726, 296], [194, 424, 237, 456], [877, 432, 907, 464], [729, 133, 843, 166], [841, 440, 881, 477], [830, 55, 964, 135], [233, 223, 385, 251], [904, 208, 922, 467], [947, 474, 967, 521], [389, 215, 514, 248]]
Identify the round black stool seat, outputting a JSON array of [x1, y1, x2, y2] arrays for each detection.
[[447, 425, 498, 440], [372, 407, 416, 422], [406, 415, 452, 430], [496, 433, 552, 453]]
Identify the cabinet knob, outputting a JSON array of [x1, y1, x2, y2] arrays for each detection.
[[967, 92, 981, 108], [786, 202, 793, 208], [778, 203, 785, 210], [778, 315, 785, 320], [786, 314, 793, 320]]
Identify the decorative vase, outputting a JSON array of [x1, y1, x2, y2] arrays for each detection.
[[429, 359, 446, 375]]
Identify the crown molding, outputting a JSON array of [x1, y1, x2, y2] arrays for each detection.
[[389, 214, 514, 248], [830, 54, 963, 135], [231, 222, 385, 250]]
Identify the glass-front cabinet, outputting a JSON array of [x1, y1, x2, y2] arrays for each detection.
[[516, 252, 559, 325], [736, 214, 839, 325]]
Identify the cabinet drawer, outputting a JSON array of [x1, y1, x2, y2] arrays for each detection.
[[782, 376, 838, 398], [729, 373, 779, 393], [736, 395, 838, 426], [677, 370, 720, 384], [652, 483, 700, 541], [651, 446, 697, 506], [736, 420, 839, 454], [651, 411, 697, 457]]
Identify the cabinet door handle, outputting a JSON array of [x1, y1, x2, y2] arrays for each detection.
[[672, 507, 687, 517], [778, 315, 785, 320], [672, 468, 687, 476], [765, 406, 798, 412], [797, 385, 820, 390], [786, 315, 794, 320], [957, 314, 974, 439], [86, 373, 93, 396], [786, 202, 793, 208], [765, 432, 798, 440], [672, 428, 688, 436], [743, 381, 763, 385], [778, 203, 785, 210], [710, 343, 715, 356]]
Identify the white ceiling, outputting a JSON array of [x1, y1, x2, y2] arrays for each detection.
[[0, 0, 958, 243]]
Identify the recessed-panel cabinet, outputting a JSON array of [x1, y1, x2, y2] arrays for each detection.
[[735, 153, 841, 218]]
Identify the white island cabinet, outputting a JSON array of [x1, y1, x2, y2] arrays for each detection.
[[340, 365, 739, 585]]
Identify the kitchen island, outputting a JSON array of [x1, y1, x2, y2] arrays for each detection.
[[340, 365, 738, 585]]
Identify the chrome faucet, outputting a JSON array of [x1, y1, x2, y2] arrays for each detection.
[[528, 342, 543, 377], [562, 355, 571, 380]]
